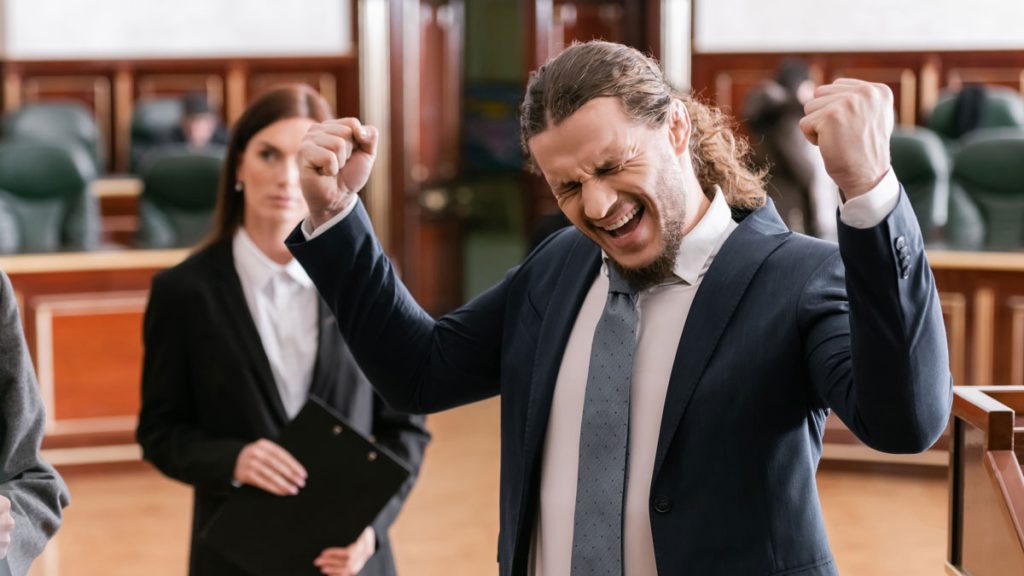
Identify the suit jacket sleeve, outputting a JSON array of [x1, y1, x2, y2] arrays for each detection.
[[287, 201, 506, 414], [799, 189, 953, 453], [136, 272, 246, 493], [0, 271, 69, 575]]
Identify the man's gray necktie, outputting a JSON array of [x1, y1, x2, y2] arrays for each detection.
[[571, 262, 638, 576]]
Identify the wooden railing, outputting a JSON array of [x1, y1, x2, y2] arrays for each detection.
[[948, 386, 1024, 576]]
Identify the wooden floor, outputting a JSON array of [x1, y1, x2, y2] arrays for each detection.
[[29, 399, 948, 575]]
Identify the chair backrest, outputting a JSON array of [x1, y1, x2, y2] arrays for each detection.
[[0, 141, 101, 253], [137, 145, 226, 249], [951, 128, 1024, 250], [890, 127, 950, 241], [928, 87, 1024, 143], [130, 98, 184, 171], [2, 101, 105, 171]]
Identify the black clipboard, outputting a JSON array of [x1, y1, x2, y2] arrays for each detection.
[[201, 396, 411, 576]]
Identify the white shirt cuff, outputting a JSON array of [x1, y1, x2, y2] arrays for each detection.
[[301, 198, 361, 240], [837, 168, 900, 229]]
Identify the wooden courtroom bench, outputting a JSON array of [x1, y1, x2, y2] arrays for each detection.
[[948, 386, 1024, 575]]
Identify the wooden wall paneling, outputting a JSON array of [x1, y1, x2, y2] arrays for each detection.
[[403, 0, 465, 314], [1010, 297, 1024, 387], [693, 50, 1024, 134], [941, 292, 968, 388], [113, 70, 134, 173], [32, 292, 147, 425], [135, 73, 226, 111], [711, 66, 776, 118], [415, 1, 462, 187], [945, 67, 1024, 95], [19, 73, 115, 171], [249, 71, 339, 113]]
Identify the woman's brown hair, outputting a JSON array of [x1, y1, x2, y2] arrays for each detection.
[[520, 41, 767, 211], [205, 84, 332, 246]]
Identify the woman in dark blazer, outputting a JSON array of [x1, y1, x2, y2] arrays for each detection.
[[137, 85, 429, 576]]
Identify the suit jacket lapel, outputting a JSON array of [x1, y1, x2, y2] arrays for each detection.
[[521, 234, 602, 489], [309, 299, 337, 400], [652, 200, 791, 479], [209, 240, 290, 427]]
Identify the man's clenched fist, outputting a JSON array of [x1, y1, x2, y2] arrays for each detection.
[[299, 118, 379, 229], [799, 79, 894, 199]]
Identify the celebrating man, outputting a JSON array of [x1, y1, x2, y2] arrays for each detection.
[[287, 41, 951, 576]]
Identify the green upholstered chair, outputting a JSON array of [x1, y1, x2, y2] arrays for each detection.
[[0, 141, 101, 254], [950, 128, 1024, 250], [927, 87, 1024, 146], [2, 101, 105, 172], [137, 145, 226, 248], [890, 127, 949, 242], [130, 98, 184, 171]]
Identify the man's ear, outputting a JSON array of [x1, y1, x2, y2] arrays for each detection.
[[667, 98, 691, 156]]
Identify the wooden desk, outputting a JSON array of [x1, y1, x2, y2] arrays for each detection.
[[0, 249, 188, 465], [947, 386, 1024, 576]]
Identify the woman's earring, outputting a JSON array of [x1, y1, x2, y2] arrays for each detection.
[[234, 181, 244, 193]]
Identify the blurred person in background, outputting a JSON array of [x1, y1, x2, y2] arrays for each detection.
[[172, 92, 229, 150], [745, 57, 839, 240], [136, 84, 429, 576]]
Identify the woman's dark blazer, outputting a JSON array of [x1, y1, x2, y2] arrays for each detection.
[[136, 239, 429, 576]]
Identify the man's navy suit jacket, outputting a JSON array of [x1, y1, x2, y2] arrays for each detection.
[[288, 190, 952, 576]]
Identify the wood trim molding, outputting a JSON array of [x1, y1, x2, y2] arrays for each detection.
[[0, 249, 188, 274], [946, 67, 1024, 94], [361, 0, 394, 253], [32, 291, 149, 431], [40, 443, 141, 467], [113, 70, 134, 172], [944, 562, 967, 576], [135, 73, 225, 110], [953, 387, 1015, 451], [3, 71, 21, 112], [225, 64, 248, 124], [972, 288, 996, 386], [1008, 296, 1024, 387], [249, 72, 338, 112], [984, 450, 1024, 550], [712, 67, 774, 111], [940, 292, 968, 387], [928, 250, 1024, 272]]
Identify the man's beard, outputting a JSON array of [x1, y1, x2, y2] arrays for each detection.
[[611, 169, 688, 291]]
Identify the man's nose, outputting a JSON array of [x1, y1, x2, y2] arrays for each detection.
[[581, 179, 617, 222]]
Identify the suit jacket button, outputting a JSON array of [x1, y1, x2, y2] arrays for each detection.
[[653, 497, 672, 514], [895, 235, 907, 250]]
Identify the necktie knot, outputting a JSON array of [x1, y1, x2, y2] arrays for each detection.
[[606, 260, 638, 299]]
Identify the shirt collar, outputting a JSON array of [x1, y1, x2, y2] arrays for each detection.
[[672, 185, 734, 286], [600, 185, 735, 288], [232, 228, 314, 291]]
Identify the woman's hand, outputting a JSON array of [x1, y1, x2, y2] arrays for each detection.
[[232, 439, 307, 496], [313, 527, 376, 576]]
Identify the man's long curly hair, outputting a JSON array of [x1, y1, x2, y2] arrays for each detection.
[[520, 40, 767, 212]]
